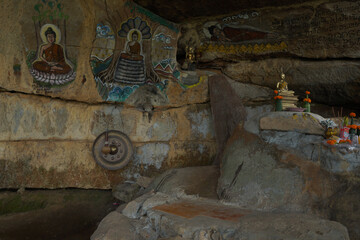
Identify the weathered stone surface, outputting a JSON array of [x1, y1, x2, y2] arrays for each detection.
[[0, 92, 215, 142], [95, 193, 349, 240], [0, 91, 216, 189], [145, 166, 219, 199], [244, 105, 273, 135], [122, 192, 176, 219], [125, 84, 169, 112], [329, 183, 360, 240], [260, 130, 360, 175], [136, 176, 153, 188], [222, 59, 360, 107], [122, 192, 154, 219], [141, 192, 177, 216], [112, 182, 141, 203], [90, 211, 135, 240], [148, 209, 350, 240], [182, 1, 360, 59], [228, 79, 273, 104], [217, 126, 336, 212], [311, 143, 360, 175], [209, 74, 246, 164], [133, 0, 316, 23], [260, 112, 325, 135], [0, 139, 216, 189], [165, 73, 210, 108], [177, 0, 360, 107], [92, 192, 350, 240]]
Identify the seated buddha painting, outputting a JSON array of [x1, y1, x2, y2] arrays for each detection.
[[113, 29, 146, 85], [30, 24, 76, 86]]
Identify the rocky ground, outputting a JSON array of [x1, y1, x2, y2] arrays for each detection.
[[93, 166, 352, 240]]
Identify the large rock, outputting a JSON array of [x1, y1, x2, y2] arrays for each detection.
[[217, 126, 336, 212], [112, 182, 141, 203], [209, 74, 246, 164], [329, 183, 360, 240], [90, 211, 135, 240], [260, 112, 325, 135], [145, 166, 219, 199], [260, 130, 360, 175], [92, 194, 350, 240]]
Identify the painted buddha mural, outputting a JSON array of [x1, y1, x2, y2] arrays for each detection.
[[120, 31, 143, 61], [30, 24, 75, 86], [33, 27, 72, 74], [113, 17, 151, 85], [114, 29, 146, 84]]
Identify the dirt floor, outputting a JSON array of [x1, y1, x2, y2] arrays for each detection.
[[0, 189, 118, 240]]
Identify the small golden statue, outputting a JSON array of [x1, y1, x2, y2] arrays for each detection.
[[277, 73, 289, 92], [185, 46, 196, 63], [275, 70, 298, 110], [182, 46, 196, 71]]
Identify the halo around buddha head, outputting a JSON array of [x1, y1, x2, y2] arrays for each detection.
[[127, 29, 142, 42], [40, 24, 61, 44]]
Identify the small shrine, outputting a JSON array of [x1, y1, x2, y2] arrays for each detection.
[[276, 72, 299, 110]]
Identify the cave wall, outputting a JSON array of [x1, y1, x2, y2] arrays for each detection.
[[179, 0, 360, 107], [0, 0, 216, 189]]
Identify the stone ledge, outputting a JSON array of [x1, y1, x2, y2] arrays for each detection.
[[260, 111, 325, 135]]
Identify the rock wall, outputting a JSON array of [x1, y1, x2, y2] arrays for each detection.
[[215, 78, 359, 239], [179, 0, 360, 108], [0, 0, 216, 189]]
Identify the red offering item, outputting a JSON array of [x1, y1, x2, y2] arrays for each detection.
[[340, 127, 350, 139]]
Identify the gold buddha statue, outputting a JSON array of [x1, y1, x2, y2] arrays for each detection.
[[182, 45, 196, 71], [277, 73, 289, 92], [276, 72, 298, 109]]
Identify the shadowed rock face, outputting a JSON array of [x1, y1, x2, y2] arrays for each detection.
[[133, 0, 317, 23]]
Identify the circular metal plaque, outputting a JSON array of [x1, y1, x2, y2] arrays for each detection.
[[92, 130, 133, 170]]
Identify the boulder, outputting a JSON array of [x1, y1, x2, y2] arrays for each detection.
[[92, 193, 350, 240], [112, 182, 141, 203], [90, 211, 135, 240], [145, 166, 219, 199], [146, 197, 350, 240], [209, 74, 246, 164], [122, 192, 154, 219], [217, 125, 336, 212]]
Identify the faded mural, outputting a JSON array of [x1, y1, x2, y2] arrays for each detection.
[[198, 10, 288, 55], [27, 0, 76, 88], [90, 3, 183, 102]]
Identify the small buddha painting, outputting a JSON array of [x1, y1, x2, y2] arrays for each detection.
[[121, 30, 143, 61], [114, 29, 146, 84], [30, 24, 76, 86], [113, 16, 153, 85]]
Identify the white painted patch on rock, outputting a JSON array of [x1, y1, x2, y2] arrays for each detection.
[[134, 143, 170, 169]]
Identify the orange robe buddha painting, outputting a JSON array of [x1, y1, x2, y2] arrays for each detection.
[[33, 43, 72, 74], [30, 25, 76, 86], [114, 30, 146, 84], [120, 32, 144, 61], [32, 26, 72, 75]]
